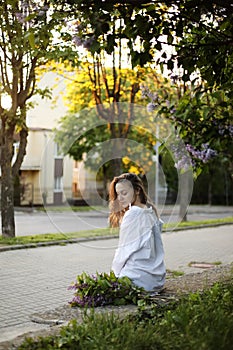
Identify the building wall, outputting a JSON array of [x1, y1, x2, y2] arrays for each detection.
[[20, 128, 73, 205], [17, 71, 73, 205]]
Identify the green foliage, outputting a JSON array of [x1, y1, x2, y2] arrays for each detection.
[[153, 80, 233, 180], [61, 1, 233, 94], [68, 271, 144, 307], [173, 1, 233, 96], [174, 88, 233, 160], [60, 0, 166, 68], [18, 280, 233, 350], [156, 282, 233, 350]]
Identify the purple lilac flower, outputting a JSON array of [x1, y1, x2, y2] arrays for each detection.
[[147, 102, 157, 113], [229, 124, 233, 136], [140, 84, 158, 102], [83, 36, 95, 50], [111, 282, 119, 289], [186, 143, 217, 163], [67, 284, 77, 291], [140, 84, 160, 113], [91, 274, 97, 281], [15, 1, 49, 26], [69, 293, 107, 307], [94, 295, 106, 306], [15, 12, 26, 23], [38, 10, 45, 16], [170, 107, 176, 115], [170, 141, 193, 171], [174, 157, 193, 171], [21, 1, 29, 10], [213, 121, 233, 137], [72, 35, 83, 46]]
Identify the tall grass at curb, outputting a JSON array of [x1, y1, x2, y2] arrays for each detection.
[[18, 280, 233, 350]]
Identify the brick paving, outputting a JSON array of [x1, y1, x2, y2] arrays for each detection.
[[0, 238, 116, 343], [0, 215, 232, 343]]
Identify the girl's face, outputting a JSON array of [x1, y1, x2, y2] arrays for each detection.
[[115, 180, 135, 209]]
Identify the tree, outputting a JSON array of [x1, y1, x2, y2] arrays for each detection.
[[58, 1, 232, 216], [56, 0, 179, 176], [64, 0, 232, 139], [0, 0, 78, 238], [54, 63, 172, 200], [141, 77, 233, 218]]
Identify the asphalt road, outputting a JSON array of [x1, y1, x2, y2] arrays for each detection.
[[4, 204, 233, 236]]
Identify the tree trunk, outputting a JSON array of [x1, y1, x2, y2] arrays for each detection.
[[179, 169, 193, 222], [102, 164, 108, 202], [207, 169, 213, 205], [111, 158, 122, 176], [0, 108, 28, 237], [208, 178, 212, 205], [1, 134, 15, 238], [111, 138, 125, 176]]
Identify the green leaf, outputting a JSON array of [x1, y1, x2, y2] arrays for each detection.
[[24, 31, 35, 49]]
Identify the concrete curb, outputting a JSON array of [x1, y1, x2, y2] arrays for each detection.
[[0, 222, 232, 253]]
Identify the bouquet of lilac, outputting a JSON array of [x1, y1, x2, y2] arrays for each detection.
[[68, 271, 144, 307]]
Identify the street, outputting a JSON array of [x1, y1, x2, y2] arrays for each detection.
[[8, 204, 233, 236]]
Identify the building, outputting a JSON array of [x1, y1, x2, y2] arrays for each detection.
[[18, 127, 73, 205], [16, 71, 102, 206]]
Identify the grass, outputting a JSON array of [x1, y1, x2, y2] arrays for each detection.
[[0, 217, 232, 247], [164, 216, 233, 230], [166, 269, 184, 278], [0, 227, 118, 246], [18, 279, 233, 350]]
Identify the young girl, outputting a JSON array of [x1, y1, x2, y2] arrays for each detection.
[[109, 173, 166, 292]]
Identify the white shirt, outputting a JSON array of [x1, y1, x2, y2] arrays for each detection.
[[112, 206, 166, 291]]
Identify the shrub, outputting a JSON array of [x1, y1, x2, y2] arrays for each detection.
[[19, 281, 233, 350], [157, 282, 233, 350]]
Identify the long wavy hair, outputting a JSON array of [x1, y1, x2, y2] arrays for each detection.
[[108, 173, 158, 227]]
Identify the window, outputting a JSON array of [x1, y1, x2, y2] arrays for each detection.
[[54, 142, 63, 158], [54, 177, 63, 191]]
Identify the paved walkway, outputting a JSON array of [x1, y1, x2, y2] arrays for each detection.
[[0, 223, 232, 344]]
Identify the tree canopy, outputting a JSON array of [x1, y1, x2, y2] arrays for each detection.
[[1, 0, 232, 237], [53, 0, 232, 211]]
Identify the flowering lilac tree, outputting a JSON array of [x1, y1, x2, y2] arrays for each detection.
[[141, 83, 232, 174], [140, 81, 233, 217]]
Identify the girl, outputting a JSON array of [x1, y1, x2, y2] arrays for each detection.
[[109, 173, 166, 292]]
